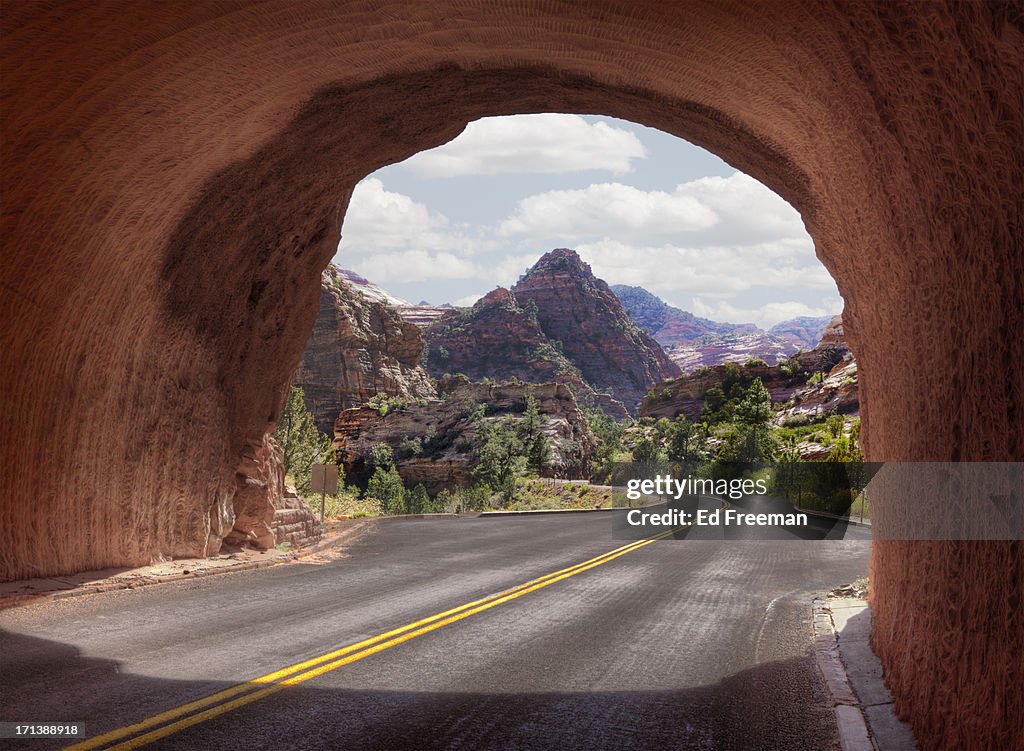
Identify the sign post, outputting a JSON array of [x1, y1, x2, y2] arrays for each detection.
[[310, 463, 339, 522]]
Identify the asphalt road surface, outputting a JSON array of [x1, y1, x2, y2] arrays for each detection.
[[1, 510, 871, 750]]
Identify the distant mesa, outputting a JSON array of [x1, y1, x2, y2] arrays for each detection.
[[612, 284, 837, 373], [641, 313, 857, 443]]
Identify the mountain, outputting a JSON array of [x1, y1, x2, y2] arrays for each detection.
[[510, 249, 681, 412], [768, 315, 835, 349], [612, 285, 839, 372], [663, 332, 798, 371], [293, 264, 436, 434], [611, 284, 758, 346], [332, 267, 413, 308], [422, 286, 629, 418], [423, 288, 583, 386], [640, 315, 856, 424]]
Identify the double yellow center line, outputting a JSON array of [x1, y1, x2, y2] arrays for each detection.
[[65, 525, 685, 750]]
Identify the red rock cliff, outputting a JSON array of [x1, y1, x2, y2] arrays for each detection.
[[293, 265, 436, 434]]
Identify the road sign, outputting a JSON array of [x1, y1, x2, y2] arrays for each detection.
[[311, 464, 339, 495]]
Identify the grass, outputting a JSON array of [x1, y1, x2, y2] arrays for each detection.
[[503, 478, 612, 511]]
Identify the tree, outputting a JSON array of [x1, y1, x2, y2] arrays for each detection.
[[631, 435, 664, 464], [666, 418, 706, 463], [520, 392, 543, 443], [407, 483, 431, 514], [365, 443, 405, 514], [527, 432, 552, 474], [735, 378, 772, 426], [273, 386, 335, 495], [474, 417, 526, 504]]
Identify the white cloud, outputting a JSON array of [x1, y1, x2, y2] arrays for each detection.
[[499, 183, 718, 240], [453, 292, 486, 307], [339, 178, 480, 255], [498, 172, 805, 247], [689, 298, 833, 329], [402, 114, 646, 177], [574, 239, 836, 299], [348, 249, 479, 285]]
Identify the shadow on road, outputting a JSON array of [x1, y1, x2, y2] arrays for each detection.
[[2, 629, 842, 751]]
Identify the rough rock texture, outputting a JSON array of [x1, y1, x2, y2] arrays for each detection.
[[2, 4, 1021, 748], [225, 434, 285, 549], [778, 357, 859, 423], [334, 377, 594, 492], [271, 484, 323, 549], [423, 286, 629, 418], [293, 265, 436, 434], [511, 250, 681, 412]]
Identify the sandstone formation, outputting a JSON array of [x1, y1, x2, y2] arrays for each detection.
[[227, 435, 321, 550], [334, 376, 594, 492], [612, 284, 759, 346], [423, 286, 629, 418], [293, 264, 436, 434], [424, 288, 581, 385], [398, 304, 455, 328], [613, 284, 834, 371], [3, 4, 1021, 748], [641, 319, 853, 422], [664, 332, 798, 372], [511, 250, 681, 412], [769, 315, 835, 349]]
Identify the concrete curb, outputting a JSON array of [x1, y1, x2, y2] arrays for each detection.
[[812, 597, 874, 751]]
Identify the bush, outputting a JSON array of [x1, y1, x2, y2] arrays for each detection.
[[744, 357, 768, 368]]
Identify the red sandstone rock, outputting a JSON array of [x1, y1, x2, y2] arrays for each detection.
[[511, 250, 680, 412], [294, 265, 436, 434], [641, 318, 854, 421], [422, 285, 629, 418], [334, 376, 594, 492]]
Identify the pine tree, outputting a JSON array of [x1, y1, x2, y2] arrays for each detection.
[[273, 386, 335, 495]]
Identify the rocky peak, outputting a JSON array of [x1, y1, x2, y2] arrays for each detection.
[[511, 249, 680, 412]]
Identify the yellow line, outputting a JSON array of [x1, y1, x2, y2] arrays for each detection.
[[65, 527, 683, 751]]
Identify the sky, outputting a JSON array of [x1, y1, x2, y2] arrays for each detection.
[[332, 114, 842, 329]]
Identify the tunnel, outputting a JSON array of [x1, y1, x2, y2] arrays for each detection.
[[1, 2, 1021, 749]]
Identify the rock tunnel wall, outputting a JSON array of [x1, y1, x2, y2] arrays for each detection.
[[1, 2, 1021, 748]]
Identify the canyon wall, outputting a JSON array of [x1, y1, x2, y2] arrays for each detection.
[[294, 264, 436, 434], [335, 377, 594, 492], [2, 3, 1021, 748]]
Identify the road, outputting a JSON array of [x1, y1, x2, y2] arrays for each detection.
[[1, 511, 871, 750]]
